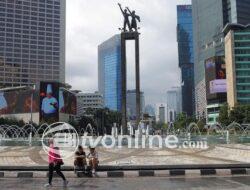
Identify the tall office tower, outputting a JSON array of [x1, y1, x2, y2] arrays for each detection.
[[177, 5, 195, 116], [166, 87, 182, 122], [144, 104, 155, 117], [192, 0, 250, 118], [126, 89, 145, 120], [98, 34, 122, 111], [0, 0, 66, 88], [224, 24, 250, 108], [155, 103, 167, 124]]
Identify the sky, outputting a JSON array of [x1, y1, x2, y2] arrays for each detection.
[[66, 0, 191, 106]]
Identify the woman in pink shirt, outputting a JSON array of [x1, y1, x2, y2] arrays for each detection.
[[45, 139, 68, 187]]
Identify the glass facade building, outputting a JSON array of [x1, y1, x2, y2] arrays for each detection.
[[177, 5, 194, 116], [192, 0, 250, 117], [225, 24, 250, 108], [127, 89, 145, 120], [0, 0, 65, 88], [98, 34, 122, 111]]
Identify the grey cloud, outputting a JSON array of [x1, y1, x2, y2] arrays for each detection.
[[66, 0, 190, 105]]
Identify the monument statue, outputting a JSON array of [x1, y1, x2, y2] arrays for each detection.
[[126, 7, 140, 32], [118, 3, 131, 32], [118, 3, 141, 134]]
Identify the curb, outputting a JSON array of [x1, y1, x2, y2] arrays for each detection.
[[0, 168, 249, 178], [107, 171, 124, 177], [200, 169, 216, 176], [170, 169, 185, 176], [17, 172, 33, 178], [0, 172, 4, 178], [138, 170, 154, 177], [231, 168, 247, 175]]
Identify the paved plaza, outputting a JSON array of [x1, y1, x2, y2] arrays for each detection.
[[0, 176, 249, 190], [0, 143, 249, 166]]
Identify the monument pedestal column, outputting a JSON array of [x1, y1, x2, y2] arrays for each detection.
[[121, 32, 141, 135]]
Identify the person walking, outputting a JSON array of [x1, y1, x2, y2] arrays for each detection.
[[45, 139, 68, 187]]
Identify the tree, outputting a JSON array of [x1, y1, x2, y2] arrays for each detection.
[[0, 117, 25, 127], [229, 104, 246, 124], [197, 117, 206, 132], [78, 115, 96, 134], [243, 105, 250, 123], [174, 113, 186, 129], [174, 113, 196, 130], [229, 104, 250, 124], [93, 108, 122, 135], [218, 104, 230, 126], [85, 107, 95, 116]]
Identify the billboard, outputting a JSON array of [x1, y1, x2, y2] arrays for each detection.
[[0, 90, 39, 115], [210, 79, 227, 94], [59, 88, 77, 115], [40, 82, 59, 123], [205, 57, 227, 103]]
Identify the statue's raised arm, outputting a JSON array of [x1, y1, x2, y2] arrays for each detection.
[[126, 7, 132, 15], [118, 3, 124, 15]]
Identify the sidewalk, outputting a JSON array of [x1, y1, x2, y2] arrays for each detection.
[[0, 144, 249, 166], [0, 176, 250, 190]]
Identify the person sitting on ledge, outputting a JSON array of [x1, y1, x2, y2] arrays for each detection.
[[74, 145, 87, 173], [87, 146, 99, 174]]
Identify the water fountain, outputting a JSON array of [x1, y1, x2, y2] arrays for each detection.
[[186, 122, 201, 136], [0, 121, 249, 147], [111, 123, 118, 137]]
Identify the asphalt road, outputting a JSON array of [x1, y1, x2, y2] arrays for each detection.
[[0, 176, 249, 190]]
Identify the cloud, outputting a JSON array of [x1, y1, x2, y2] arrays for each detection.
[[66, 0, 190, 105]]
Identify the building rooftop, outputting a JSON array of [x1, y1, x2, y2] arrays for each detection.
[[223, 23, 250, 35]]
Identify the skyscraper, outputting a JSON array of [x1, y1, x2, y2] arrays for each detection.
[[166, 87, 182, 122], [155, 103, 167, 124], [98, 34, 122, 111], [177, 5, 194, 116], [224, 24, 250, 108], [0, 0, 66, 88], [144, 104, 155, 117], [192, 0, 250, 118], [127, 89, 145, 119]]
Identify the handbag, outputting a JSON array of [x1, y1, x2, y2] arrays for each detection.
[[55, 159, 64, 166]]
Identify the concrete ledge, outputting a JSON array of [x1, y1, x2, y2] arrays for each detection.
[[200, 169, 216, 175], [138, 170, 154, 177], [107, 171, 124, 178], [17, 172, 33, 178], [0, 164, 249, 172], [0, 172, 4, 178], [231, 168, 247, 175], [170, 170, 185, 176]]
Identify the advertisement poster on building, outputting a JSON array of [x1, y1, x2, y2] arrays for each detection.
[[59, 88, 77, 115], [40, 82, 59, 123], [0, 90, 39, 115], [205, 57, 227, 102]]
